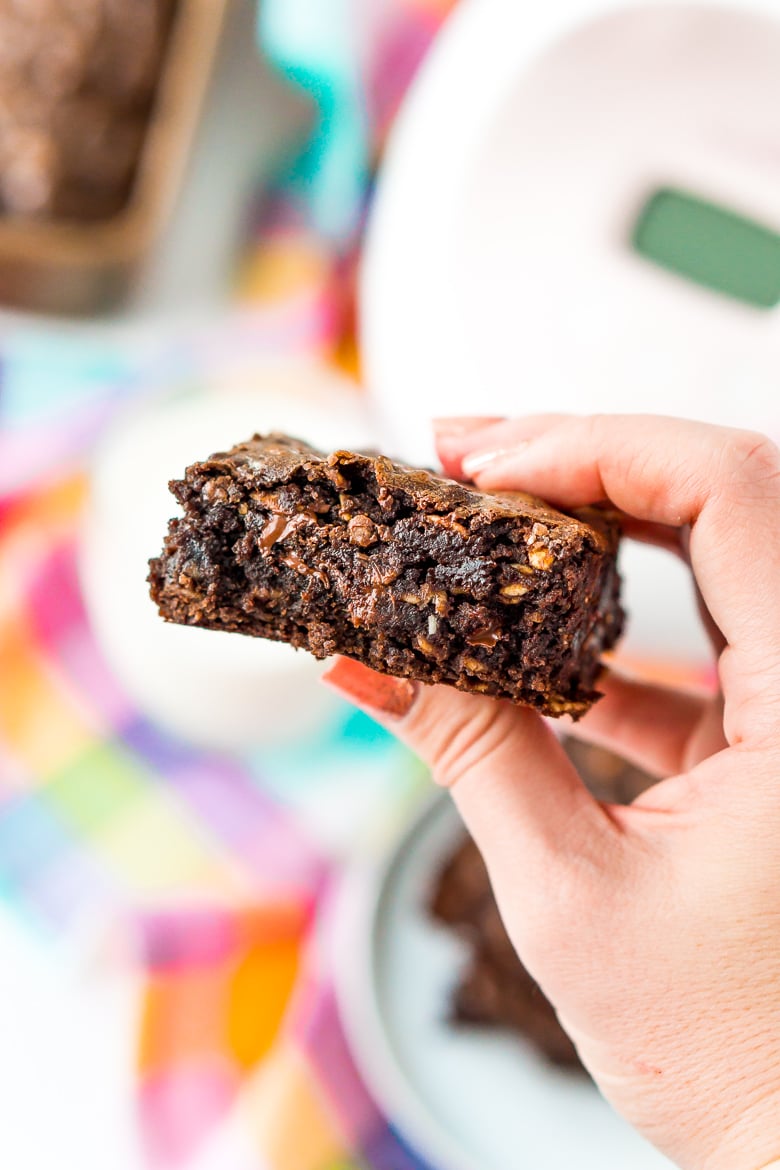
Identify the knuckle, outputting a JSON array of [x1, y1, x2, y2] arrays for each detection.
[[436, 705, 516, 789], [719, 430, 780, 494], [407, 692, 516, 789], [583, 412, 608, 445], [585, 413, 668, 512]]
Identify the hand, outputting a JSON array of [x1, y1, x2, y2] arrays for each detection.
[[323, 414, 780, 1170]]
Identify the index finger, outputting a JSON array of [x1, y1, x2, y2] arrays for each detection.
[[462, 414, 780, 742]]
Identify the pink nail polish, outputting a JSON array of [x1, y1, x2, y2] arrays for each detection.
[[432, 416, 503, 438], [462, 442, 529, 478], [462, 449, 506, 476], [321, 657, 417, 719]]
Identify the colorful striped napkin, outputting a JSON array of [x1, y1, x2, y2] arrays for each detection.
[[0, 2, 456, 1167]]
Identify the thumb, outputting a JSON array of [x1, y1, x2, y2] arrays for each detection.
[[322, 658, 621, 941]]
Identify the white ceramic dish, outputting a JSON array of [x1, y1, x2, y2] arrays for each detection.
[[363, 0, 780, 454], [80, 363, 375, 749], [334, 794, 673, 1170], [361, 0, 780, 663]]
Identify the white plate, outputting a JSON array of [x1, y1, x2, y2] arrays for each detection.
[[362, 0, 780, 458], [334, 794, 673, 1170]]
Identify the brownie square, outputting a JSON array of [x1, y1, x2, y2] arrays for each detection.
[[149, 434, 623, 717]]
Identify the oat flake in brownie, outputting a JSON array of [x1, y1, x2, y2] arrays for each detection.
[[148, 433, 624, 717]]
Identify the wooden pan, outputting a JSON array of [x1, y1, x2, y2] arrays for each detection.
[[0, 0, 229, 315]]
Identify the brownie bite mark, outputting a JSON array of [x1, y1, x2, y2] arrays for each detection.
[[149, 434, 624, 717]]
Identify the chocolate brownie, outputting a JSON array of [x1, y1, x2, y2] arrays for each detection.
[[0, 0, 175, 221], [149, 434, 624, 717], [432, 834, 582, 1067], [429, 738, 655, 1071]]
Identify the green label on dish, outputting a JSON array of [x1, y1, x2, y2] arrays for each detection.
[[633, 187, 780, 309]]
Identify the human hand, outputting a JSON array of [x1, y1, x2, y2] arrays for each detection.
[[323, 414, 780, 1170]]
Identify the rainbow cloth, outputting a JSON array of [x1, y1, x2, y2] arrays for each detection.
[[0, 2, 456, 1168]]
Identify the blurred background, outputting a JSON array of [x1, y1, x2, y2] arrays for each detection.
[[1, 1, 779, 1168]]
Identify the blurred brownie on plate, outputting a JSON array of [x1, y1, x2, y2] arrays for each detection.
[[429, 738, 654, 1071]]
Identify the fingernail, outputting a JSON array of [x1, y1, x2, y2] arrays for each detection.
[[462, 448, 510, 476], [321, 657, 417, 719], [433, 416, 501, 438], [462, 441, 531, 478]]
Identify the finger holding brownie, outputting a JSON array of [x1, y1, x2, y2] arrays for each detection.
[[323, 414, 780, 1170]]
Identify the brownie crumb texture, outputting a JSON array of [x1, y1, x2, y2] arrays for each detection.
[[149, 434, 624, 718], [429, 738, 655, 1072]]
